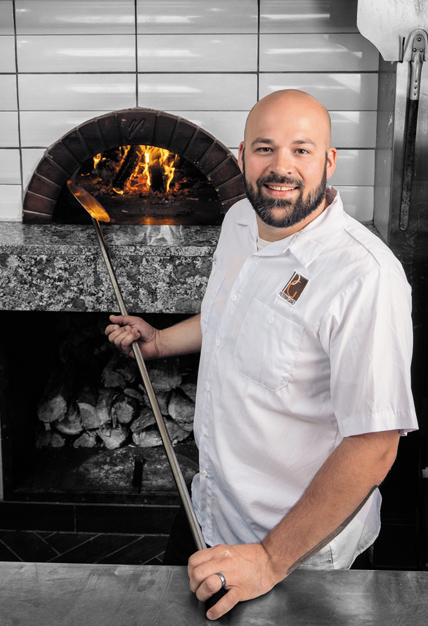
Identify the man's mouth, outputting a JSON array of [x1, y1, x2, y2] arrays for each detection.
[[265, 184, 299, 191]]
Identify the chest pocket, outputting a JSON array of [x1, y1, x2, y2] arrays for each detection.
[[234, 299, 304, 391], [200, 266, 225, 335]]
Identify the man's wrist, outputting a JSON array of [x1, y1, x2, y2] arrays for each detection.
[[259, 539, 290, 585]]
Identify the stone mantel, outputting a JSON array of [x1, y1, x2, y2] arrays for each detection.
[[0, 223, 219, 314]]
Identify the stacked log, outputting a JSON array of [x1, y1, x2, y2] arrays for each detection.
[[36, 346, 196, 452]]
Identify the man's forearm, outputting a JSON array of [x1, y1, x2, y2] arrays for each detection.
[[262, 430, 400, 580], [158, 313, 203, 358]]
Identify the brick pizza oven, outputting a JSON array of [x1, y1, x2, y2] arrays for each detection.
[[22, 108, 245, 225], [0, 110, 245, 512]]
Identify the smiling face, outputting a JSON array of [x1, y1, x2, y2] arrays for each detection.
[[238, 90, 337, 240]]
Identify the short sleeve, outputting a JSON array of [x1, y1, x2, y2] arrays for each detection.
[[319, 268, 418, 437]]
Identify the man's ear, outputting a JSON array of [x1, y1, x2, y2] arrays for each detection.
[[238, 142, 245, 173], [326, 147, 337, 180]]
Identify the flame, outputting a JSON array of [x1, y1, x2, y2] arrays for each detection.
[[93, 145, 179, 196], [93, 153, 103, 169]]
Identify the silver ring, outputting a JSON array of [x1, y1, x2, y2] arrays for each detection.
[[214, 572, 226, 589]]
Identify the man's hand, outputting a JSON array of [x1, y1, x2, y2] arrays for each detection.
[[188, 543, 279, 620], [105, 314, 160, 360], [105, 313, 202, 360]]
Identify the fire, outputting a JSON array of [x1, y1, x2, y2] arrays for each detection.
[[92, 145, 179, 196]]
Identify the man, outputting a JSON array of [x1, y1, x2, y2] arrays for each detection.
[[105, 90, 418, 620]]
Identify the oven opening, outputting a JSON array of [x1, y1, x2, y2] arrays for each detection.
[[56, 145, 223, 225]]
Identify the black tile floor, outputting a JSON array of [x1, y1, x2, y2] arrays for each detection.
[[0, 530, 168, 565]]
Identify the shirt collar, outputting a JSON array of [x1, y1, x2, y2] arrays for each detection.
[[236, 187, 345, 269]]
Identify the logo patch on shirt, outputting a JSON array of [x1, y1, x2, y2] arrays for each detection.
[[278, 272, 309, 305]]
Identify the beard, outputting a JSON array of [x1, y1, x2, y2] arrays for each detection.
[[243, 158, 328, 229]]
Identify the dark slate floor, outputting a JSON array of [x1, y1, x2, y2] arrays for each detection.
[[0, 529, 168, 565]]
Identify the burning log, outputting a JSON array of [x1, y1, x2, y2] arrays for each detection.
[[112, 146, 141, 192], [149, 164, 164, 193]]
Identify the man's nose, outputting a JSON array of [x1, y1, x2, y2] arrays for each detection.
[[270, 149, 294, 175]]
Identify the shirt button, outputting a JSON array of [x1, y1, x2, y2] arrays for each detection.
[[215, 339, 221, 347], [202, 470, 208, 477], [231, 294, 237, 301], [202, 428, 208, 437], [269, 317, 275, 324], [206, 383, 211, 392]]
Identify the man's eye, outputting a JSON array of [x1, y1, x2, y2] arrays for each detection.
[[256, 147, 272, 153], [296, 149, 309, 154]]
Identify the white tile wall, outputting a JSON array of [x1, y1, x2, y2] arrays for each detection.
[[259, 73, 379, 110], [260, 0, 359, 33], [0, 36, 15, 72], [336, 186, 374, 221], [21, 149, 46, 188], [20, 111, 109, 148], [0, 112, 19, 147], [17, 35, 136, 73], [18, 74, 137, 110], [137, 0, 258, 34], [0, 0, 380, 223], [260, 34, 379, 72], [329, 150, 375, 186], [15, 0, 136, 35], [330, 112, 377, 149], [138, 73, 257, 111], [0, 186, 22, 221], [137, 35, 258, 72], [170, 111, 248, 149], [0, 149, 21, 184], [0, 75, 18, 110], [0, 1, 14, 35]]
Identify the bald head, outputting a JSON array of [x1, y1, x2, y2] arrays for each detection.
[[238, 89, 337, 240], [244, 89, 332, 150]]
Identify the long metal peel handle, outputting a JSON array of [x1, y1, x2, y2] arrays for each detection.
[[91, 217, 206, 551], [400, 29, 427, 231]]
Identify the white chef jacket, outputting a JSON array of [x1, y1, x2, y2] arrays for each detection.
[[192, 187, 418, 569]]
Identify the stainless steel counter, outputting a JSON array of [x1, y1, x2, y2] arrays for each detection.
[[1, 562, 427, 625]]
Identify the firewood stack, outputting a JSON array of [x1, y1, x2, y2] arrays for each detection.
[[35, 315, 197, 451]]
